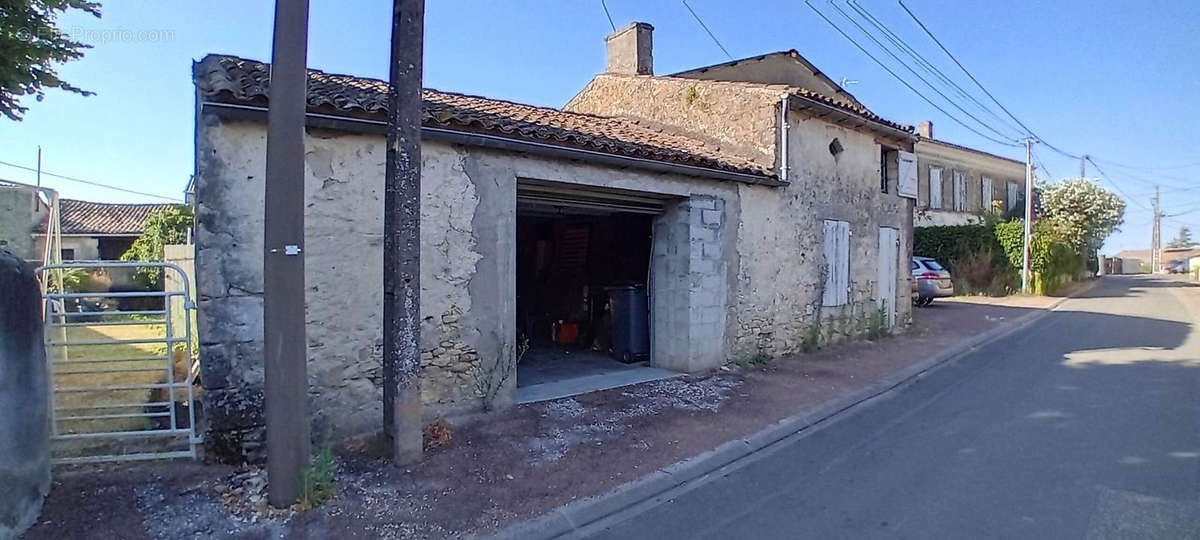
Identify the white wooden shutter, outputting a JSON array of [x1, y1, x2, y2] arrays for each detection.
[[836, 221, 850, 306], [897, 151, 917, 199], [822, 220, 839, 306], [981, 177, 993, 211], [1007, 181, 1020, 212], [929, 168, 943, 209], [953, 171, 966, 212]]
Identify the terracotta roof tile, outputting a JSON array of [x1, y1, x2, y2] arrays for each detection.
[[46, 199, 178, 235], [194, 55, 770, 178]]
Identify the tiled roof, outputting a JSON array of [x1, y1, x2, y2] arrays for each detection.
[[917, 136, 1024, 167], [785, 84, 912, 133], [194, 54, 770, 178], [43, 199, 178, 235]]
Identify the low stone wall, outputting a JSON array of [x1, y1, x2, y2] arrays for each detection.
[[0, 249, 51, 538]]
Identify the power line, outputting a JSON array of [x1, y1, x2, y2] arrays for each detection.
[[1032, 150, 1055, 181], [826, 1, 1021, 142], [1086, 157, 1151, 212], [803, 0, 1021, 147], [0, 159, 184, 202], [845, 0, 1026, 137], [600, 0, 616, 32], [681, 0, 733, 61], [1091, 157, 1200, 171], [896, 0, 1082, 159]]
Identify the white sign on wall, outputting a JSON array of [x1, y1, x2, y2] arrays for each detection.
[[898, 150, 918, 199]]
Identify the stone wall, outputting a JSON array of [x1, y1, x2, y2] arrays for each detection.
[[195, 115, 745, 460], [0, 186, 42, 261], [570, 73, 914, 358], [0, 250, 51, 539], [565, 74, 783, 171]]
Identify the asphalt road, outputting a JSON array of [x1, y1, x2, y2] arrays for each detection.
[[589, 275, 1200, 539]]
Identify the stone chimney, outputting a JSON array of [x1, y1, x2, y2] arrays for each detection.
[[917, 120, 933, 139], [605, 22, 653, 76]]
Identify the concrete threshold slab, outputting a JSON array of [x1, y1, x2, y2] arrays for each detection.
[[515, 367, 682, 405]]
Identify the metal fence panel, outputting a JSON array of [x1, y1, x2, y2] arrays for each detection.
[[36, 261, 200, 464]]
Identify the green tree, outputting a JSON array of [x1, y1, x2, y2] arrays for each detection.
[[1039, 179, 1126, 252], [120, 205, 193, 287], [1, 1, 101, 121], [1167, 226, 1195, 249]]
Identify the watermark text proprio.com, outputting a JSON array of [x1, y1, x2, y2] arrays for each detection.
[[18, 26, 176, 44], [69, 26, 176, 44]]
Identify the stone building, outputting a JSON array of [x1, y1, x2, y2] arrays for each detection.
[[191, 22, 917, 461], [912, 121, 1027, 227], [0, 180, 174, 274], [566, 23, 919, 355]]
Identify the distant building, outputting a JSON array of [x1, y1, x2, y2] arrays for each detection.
[[0, 180, 174, 266], [911, 121, 1026, 227]]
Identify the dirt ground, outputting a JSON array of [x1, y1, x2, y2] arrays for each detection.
[[24, 296, 1060, 540]]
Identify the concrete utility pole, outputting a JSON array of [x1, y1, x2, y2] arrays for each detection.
[[1080, 154, 1087, 180], [263, 0, 310, 507], [1152, 185, 1162, 273], [1021, 137, 1034, 293], [383, 0, 425, 464]]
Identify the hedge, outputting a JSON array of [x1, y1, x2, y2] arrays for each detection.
[[917, 219, 1082, 296]]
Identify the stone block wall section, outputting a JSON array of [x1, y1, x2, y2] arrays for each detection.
[[650, 196, 730, 372]]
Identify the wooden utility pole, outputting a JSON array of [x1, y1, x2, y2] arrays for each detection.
[[383, 0, 425, 464], [264, 0, 310, 507]]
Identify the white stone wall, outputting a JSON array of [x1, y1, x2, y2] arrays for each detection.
[[195, 116, 744, 459], [731, 113, 913, 357]]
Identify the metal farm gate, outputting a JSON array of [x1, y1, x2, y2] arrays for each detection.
[[37, 261, 200, 464]]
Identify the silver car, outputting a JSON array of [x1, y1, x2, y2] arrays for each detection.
[[912, 256, 953, 306]]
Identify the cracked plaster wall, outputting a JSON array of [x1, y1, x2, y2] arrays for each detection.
[[195, 116, 745, 461]]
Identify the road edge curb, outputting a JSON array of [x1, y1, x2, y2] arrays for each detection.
[[484, 282, 1093, 540]]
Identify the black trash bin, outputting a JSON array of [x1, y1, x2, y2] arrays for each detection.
[[606, 284, 650, 363]]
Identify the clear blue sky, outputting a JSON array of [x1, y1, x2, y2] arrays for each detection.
[[1, 0, 1197, 254]]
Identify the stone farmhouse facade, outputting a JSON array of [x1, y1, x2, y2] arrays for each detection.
[[912, 122, 1027, 227], [192, 22, 918, 461]]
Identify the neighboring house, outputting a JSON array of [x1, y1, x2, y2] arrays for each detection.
[[911, 121, 1026, 227], [191, 23, 916, 461], [0, 181, 172, 265], [34, 198, 176, 262]]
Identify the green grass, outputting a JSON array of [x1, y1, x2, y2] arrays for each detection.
[[50, 323, 179, 435]]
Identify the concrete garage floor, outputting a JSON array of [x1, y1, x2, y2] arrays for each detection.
[[516, 346, 679, 404]]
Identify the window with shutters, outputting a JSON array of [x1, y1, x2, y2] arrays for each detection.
[[822, 220, 850, 307], [929, 167, 943, 209], [1007, 181, 1020, 212], [981, 177, 993, 211], [953, 171, 966, 212]]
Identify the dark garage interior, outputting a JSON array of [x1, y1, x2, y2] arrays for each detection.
[[515, 202, 659, 395]]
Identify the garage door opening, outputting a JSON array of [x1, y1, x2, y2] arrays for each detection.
[[514, 181, 678, 403]]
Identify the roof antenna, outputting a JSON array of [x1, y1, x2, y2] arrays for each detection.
[[839, 78, 859, 88]]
